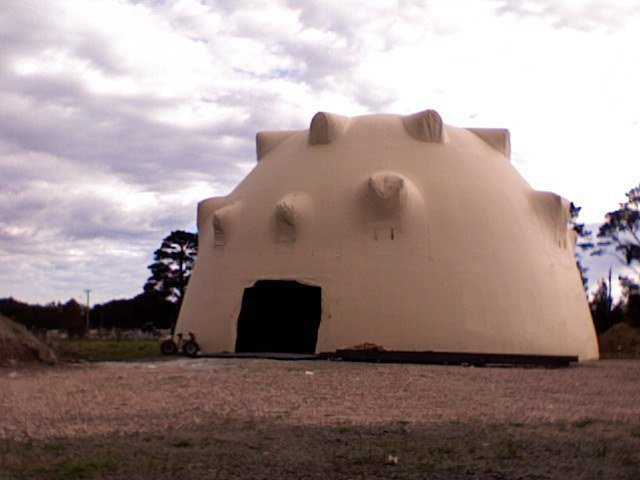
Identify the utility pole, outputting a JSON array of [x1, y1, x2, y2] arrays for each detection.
[[84, 289, 91, 332]]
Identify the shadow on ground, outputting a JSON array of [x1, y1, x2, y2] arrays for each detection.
[[2, 418, 640, 480]]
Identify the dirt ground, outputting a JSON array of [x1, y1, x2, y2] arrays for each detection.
[[1, 358, 640, 480]]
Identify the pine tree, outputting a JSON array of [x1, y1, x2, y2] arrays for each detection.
[[144, 230, 198, 306], [593, 184, 640, 281], [619, 276, 640, 328]]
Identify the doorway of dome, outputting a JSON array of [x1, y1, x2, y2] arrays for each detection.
[[234, 280, 322, 354]]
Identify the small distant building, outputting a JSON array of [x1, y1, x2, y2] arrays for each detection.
[[176, 109, 598, 360]]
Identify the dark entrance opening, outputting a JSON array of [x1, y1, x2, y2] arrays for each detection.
[[235, 280, 322, 354]]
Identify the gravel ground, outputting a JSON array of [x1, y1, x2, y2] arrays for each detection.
[[1, 358, 640, 479]]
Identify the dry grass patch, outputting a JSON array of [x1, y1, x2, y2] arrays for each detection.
[[53, 339, 161, 362]]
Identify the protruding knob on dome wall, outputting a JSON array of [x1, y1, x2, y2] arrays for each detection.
[[275, 197, 298, 227], [197, 196, 226, 233], [367, 171, 408, 214], [211, 201, 242, 247], [256, 131, 297, 161], [308, 112, 350, 145], [402, 109, 448, 143], [468, 128, 511, 160], [212, 214, 225, 246], [531, 191, 572, 249], [274, 192, 313, 243], [368, 172, 405, 202]]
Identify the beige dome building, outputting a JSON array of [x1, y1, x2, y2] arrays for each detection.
[[175, 109, 599, 361]]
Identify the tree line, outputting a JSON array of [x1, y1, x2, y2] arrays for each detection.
[[0, 230, 197, 334], [574, 184, 640, 333]]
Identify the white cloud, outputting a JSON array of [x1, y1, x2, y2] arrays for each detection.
[[0, 0, 639, 303]]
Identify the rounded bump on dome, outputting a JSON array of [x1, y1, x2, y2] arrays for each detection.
[[402, 109, 448, 143], [197, 196, 226, 233], [274, 192, 313, 243], [211, 201, 242, 246], [256, 131, 297, 161], [467, 128, 511, 160], [368, 172, 405, 201], [308, 112, 349, 145], [531, 191, 572, 249], [275, 197, 298, 226], [365, 171, 410, 219]]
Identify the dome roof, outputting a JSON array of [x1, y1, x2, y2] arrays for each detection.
[[177, 109, 598, 361]]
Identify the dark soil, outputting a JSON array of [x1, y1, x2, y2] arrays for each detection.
[[599, 323, 640, 358]]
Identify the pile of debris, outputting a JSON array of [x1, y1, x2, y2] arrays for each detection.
[[349, 342, 387, 352], [0, 314, 57, 365], [599, 323, 640, 358]]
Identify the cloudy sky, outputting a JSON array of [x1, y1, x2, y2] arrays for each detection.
[[1, 0, 639, 304]]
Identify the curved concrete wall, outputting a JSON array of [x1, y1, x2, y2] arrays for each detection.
[[177, 110, 599, 360]]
